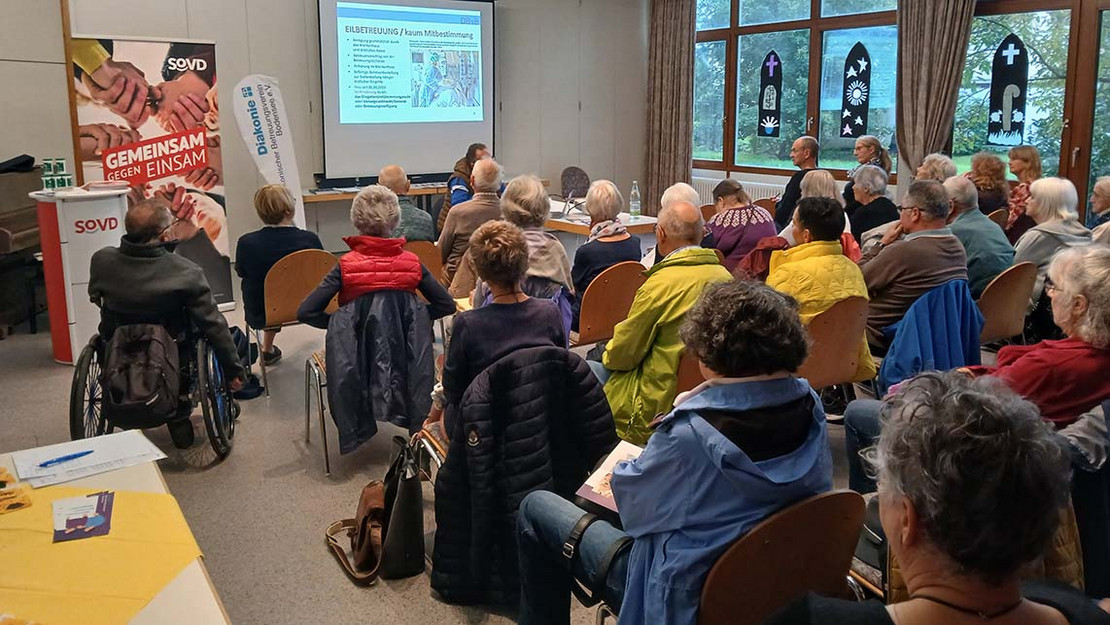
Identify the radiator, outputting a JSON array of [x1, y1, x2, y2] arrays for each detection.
[[691, 177, 786, 203]]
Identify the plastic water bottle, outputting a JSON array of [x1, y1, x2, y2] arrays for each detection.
[[629, 180, 642, 219]]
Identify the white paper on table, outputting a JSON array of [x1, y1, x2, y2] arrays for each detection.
[[12, 430, 166, 487]]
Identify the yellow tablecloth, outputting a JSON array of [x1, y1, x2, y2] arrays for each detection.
[[0, 486, 201, 625]]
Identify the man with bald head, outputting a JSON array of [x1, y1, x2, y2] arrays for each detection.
[[590, 199, 733, 444], [438, 157, 504, 291], [379, 165, 434, 242], [775, 135, 820, 229], [89, 198, 245, 447]]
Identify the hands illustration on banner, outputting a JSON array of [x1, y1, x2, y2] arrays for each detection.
[[155, 182, 200, 241], [183, 135, 222, 191], [78, 123, 141, 162], [83, 59, 152, 128], [151, 72, 212, 133]]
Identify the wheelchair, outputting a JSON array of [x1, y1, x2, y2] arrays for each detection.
[[69, 329, 240, 459]]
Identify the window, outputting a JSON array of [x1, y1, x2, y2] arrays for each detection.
[[1087, 12, 1110, 228], [818, 26, 898, 171], [952, 11, 1070, 179], [821, 0, 896, 19], [735, 29, 810, 167], [696, 0, 730, 31], [694, 41, 727, 161], [739, 0, 808, 27]]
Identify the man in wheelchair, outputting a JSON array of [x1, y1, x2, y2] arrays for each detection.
[[88, 198, 245, 448]]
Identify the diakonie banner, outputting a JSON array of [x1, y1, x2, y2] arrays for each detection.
[[232, 75, 306, 228], [70, 37, 234, 305]]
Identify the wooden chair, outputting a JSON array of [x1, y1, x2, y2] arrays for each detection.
[[252, 249, 338, 396], [675, 351, 705, 394], [796, 297, 870, 391], [304, 350, 332, 475], [700, 204, 717, 222], [754, 197, 777, 213], [987, 209, 1009, 230], [405, 240, 453, 344], [572, 261, 647, 346], [697, 491, 865, 625], [978, 262, 1037, 343], [712, 248, 726, 265]]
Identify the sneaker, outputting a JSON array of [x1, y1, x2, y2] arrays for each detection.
[[825, 413, 845, 425], [262, 346, 282, 366], [168, 418, 196, 449]]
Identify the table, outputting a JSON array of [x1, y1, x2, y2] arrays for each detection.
[[546, 201, 657, 260], [0, 454, 230, 625], [302, 178, 552, 205]]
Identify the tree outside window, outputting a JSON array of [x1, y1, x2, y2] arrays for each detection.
[[735, 30, 810, 167], [694, 41, 727, 161]]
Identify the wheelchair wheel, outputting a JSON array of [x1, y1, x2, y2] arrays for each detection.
[[69, 340, 111, 440], [197, 341, 236, 459]]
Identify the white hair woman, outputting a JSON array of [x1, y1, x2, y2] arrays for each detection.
[[847, 164, 898, 243], [778, 170, 854, 247], [475, 175, 574, 334], [1014, 177, 1092, 321], [1089, 176, 1110, 245], [297, 184, 455, 328], [916, 153, 957, 183], [569, 180, 642, 331]]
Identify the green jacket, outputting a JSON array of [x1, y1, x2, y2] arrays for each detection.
[[602, 247, 732, 444]]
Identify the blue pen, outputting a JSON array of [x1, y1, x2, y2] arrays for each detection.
[[37, 450, 94, 468]]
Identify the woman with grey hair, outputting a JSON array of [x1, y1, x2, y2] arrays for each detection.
[[848, 164, 898, 242], [569, 180, 642, 330], [297, 184, 455, 328], [915, 153, 957, 182], [474, 175, 574, 334], [771, 371, 1110, 625], [1089, 176, 1110, 244]]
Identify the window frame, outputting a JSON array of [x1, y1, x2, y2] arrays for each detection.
[[693, 0, 896, 180]]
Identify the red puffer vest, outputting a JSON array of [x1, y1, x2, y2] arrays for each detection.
[[338, 236, 422, 306]]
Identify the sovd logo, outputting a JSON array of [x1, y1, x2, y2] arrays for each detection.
[[74, 217, 118, 234]]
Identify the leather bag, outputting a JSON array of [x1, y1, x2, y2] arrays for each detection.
[[327, 481, 386, 584]]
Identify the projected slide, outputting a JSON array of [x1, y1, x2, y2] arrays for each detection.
[[336, 2, 483, 124]]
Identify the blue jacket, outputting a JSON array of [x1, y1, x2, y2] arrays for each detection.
[[878, 279, 984, 396], [610, 377, 833, 625]]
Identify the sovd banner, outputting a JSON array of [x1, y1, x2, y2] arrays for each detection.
[[232, 75, 306, 228], [69, 37, 234, 306]]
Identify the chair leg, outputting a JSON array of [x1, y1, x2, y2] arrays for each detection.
[[317, 374, 331, 476], [255, 329, 270, 397], [304, 360, 312, 444], [846, 574, 866, 601], [595, 604, 617, 625], [243, 323, 254, 377]]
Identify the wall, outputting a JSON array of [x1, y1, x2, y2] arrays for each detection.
[[1, 0, 649, 253]]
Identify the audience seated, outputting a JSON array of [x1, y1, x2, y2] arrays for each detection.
[[90, 198, 246, 448], [914, 153, 956, 182], [966, 151, 1011, 215], [778, 170, 854, 248], [570, 180, 642, 331], [704, 178, 777, 272], [1006, 145, 1044, 244], [774, 135, 819, 230], [943, 176, 1014, 298], [430, 220, 566, 437], [591, 200, 731, 444], [297, 185, 453, 446], [843, 135, 893, 217], [771, 372, 1107, 625], [1089, 176, 1110, 245], [474, 175, 574, 334], [516, 280, 832, 625], [378, 164, 434, 242], [847, 165, 898, 244], [859, 180, 968, 349], [644, 182, 702, 267], [438, 157, 503, 293], [767, 197, 876, 383], [234, 184, 324, 365], [438, 141, 489, 233], [1013, 177, 1092, 311]]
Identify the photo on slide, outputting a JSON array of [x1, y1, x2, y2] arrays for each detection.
[[410, 50, 481, 109]]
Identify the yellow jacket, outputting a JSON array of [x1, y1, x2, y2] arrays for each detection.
[[602, 247, 732, 444], [767, 240, 877, 382]]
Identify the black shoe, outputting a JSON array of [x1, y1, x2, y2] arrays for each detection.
[[168, 418, 195, 449], [262, 346, 282, 366]]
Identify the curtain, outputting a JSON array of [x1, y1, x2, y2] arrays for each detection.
[[896, 0, 975, 177], [644, 0, 696, 215]]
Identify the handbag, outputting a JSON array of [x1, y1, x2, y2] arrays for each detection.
[[380, 436, 426, 579], [326, 481, 386, 584]]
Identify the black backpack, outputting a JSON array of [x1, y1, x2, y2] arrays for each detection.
[[104, 324, 181, 428]]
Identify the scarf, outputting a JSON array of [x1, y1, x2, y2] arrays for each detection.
[[587, 218, 628, 243], [848, 156, 884, 178]]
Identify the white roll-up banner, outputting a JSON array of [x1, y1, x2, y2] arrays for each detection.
[[232, 75, 306, 228]]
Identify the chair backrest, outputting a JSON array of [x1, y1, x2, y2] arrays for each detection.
[[698, 491, 865, 625], [263, 249, 338, 328], [754, 197, 777, 213], [675, 351, 705, 394], [700, 204, 717, 222], [796, 297, 869, 390], [561, 166, 591, 200], [576, 261, 647, 345], [712, 248, 726, 265], [978, 262, 1038, 343], [404, 240, 446, 286], [986, 209, 1008, 230]]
